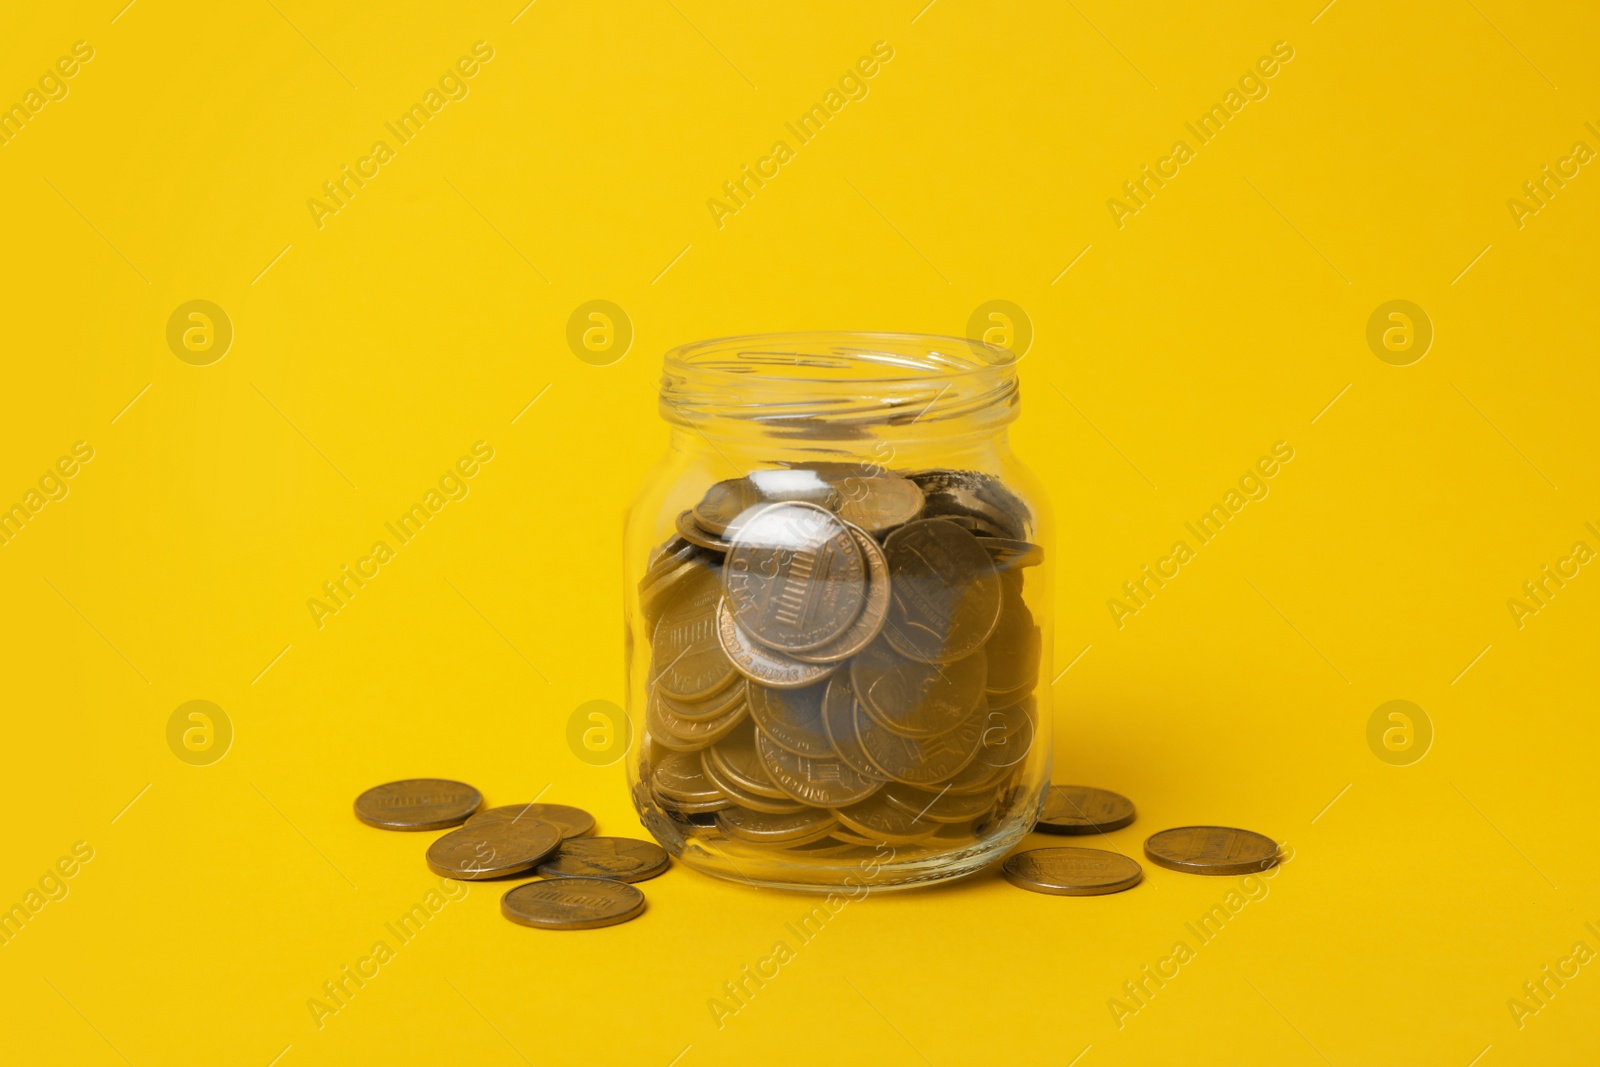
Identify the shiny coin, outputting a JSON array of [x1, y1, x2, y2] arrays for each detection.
[[799, 462, 926, 535], [819, 673, 890, 781], [882, 519, 1002, 664], [354, 778, 482, 831], [501, 877, 646, 929], [1144, 826, 1280, 876], [693, 471, 836, 535], [426, 820, 563, 880], [536, 836, 671, 882], [1003, 847, 1143, 896], [747, 680, 835, 758], [640, 556, 709, 632], [1037, 785, 1136, 836], [675, 509, 734, 552], [716, 599, 840, 689], [852, 638, 987, 739], [789, 526, 891, 664], [647, 689, 748, 752], [832, 792, 939, 845], [881, 781, 998, 824], [723, 501, 867, 652], [645, 535, 698, 575], [715, 806, 837, 846], [699, 746, 807, 814], [652, 566, 739, 701], [854, 696, 987, 786], [755, 729, 883, 808], [467, 803, 595, 840], [660, 677, 748, 723], [703, 721, 788, 799]]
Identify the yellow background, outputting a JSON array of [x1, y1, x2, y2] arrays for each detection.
[[2, 1, 1597, 1064]]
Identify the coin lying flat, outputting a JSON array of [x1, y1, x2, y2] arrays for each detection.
[[831, 792, 939, 845], [426, 820, 563, 880], [1036, 785, 1136, 836], [651, 750, 726, 806], [354, 778, 482, 831], [880, 781, 997, 824], [1003, 847, 1143, 896], [647, 689, 748, 753], [1144, 826, 1279, 875], [881, 519, 1002, 664], [535, 836, 671, 883], [715, 806, 837, 846], [723, 502, 867, 652], [501, 877, 646, 930], [467, 803, 596, 840]]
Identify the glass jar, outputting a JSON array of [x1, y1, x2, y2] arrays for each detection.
[[624, 332, 1052, 892]]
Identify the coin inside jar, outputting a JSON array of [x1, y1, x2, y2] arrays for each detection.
[[881, 519, 1002, 664], [722, 502, 867, 652]]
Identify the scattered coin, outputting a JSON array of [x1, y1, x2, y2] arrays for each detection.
[[426, 820, 563, 880], [354, 778, 482, 831], [1036, 785, 1136, 836], [1144, 826, 1279, 876], [467, 803, 596, 840], [536, 836, 671, 883], [501, 877, 646, 929], [1003, 847, 1143, 896]]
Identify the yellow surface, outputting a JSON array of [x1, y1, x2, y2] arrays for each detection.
[[2, 1, 1596, 1064]]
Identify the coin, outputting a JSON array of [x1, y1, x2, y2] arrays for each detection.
[[703, 721, 788, 799], [354, 778, 482, 831], [819, 673, 891, 781], [984, 579, 1040, 698], [854, 696, 987, 786], [692, 471, 835, 535], [906, 469, 1029, 540], [1144, 826, 1279, 875], [640, 556, 709, 632], [715, 806, 837, 846], [1002, 847, 1143, 896], [652, 566, 739, 700], [501, 877, 646, 929], [831, 792, 939, 845], [660, 678, 748, 722], [881, 519, 1002, 663], [1037, 785, 1136, 836], [699, 746, 807, 814], [676, 509, 735, 552], [716, 599, 840, 689], [789, 527, 890, 664], [755, 729, 883, 808], [647, 689, 748, 752], [851, 638, 987, 739], [723, 502, 867, 652], [979, 537, 1044, 570], [747, 680, 835, 758], [646, 535, 698, 575], [799, 462, 925, 535], [651, 750, 725, 805], [880, 781, 997, 824], [467, 803, 596, 840], [536, 836, 671, 882], [425, 820, 563, 880]]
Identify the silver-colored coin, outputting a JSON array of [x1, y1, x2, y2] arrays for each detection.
[[354, 778, 482, 831], [716, 599, 840, 689], [501, 877, 646, 929], [466, 803, 595, 840], [723, 502, 867, 652], [426, 820, 563, 880], [536, 836, 671, 882], [1003, 847, 1143, 896], [755, 729, 883, 808]]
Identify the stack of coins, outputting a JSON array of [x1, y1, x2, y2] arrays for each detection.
[[636, 465, 1045, 857]]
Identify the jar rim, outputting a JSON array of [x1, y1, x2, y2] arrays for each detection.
[[662, 330, 1016, 383]]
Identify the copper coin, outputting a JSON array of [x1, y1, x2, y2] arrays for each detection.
[[984, 580, 1040, 698], [650, 750, 726, 806], [715, 806, 837, 846], [425, 820, 563, 880], [819, 673, 891, 782], [831, 792, 939, 845], [716, 599, 839, 689], [698, 745, 807, 814], [905, 469, 1030, 540], [1037, 785, 1136, 835], [881, 519, 1002, 664], [979, 537, 1044, 570], [1144, 826, 1280, 876], [702, 721, 787, 799], [723, 501, 867, 652], [675, 509, 734, 552], [639, 555, 710, 632], [1003, 847, 1143, 896], [693, 471, 834, 535], [789, 526, 891, 664], [851, 638, 987, 739], [646, 689, 748, 752], [880, 781, 998, 824], [651, 567, 739, 701], [501, 877, 646, 929], [354, 778, 482, 831], [467, 803, 596, 840], [853, 696, 987, 786], [536, 836, 670, 882], [747, 680, 835, 758], [659, 678, 748, 723], [755, 729, 883, 808], [798, 462, 926, 535]]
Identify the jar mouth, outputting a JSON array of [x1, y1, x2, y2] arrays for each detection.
[[660, 331, 1019, 435]]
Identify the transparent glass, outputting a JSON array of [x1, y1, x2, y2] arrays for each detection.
[[624, 332, 1053, 892]]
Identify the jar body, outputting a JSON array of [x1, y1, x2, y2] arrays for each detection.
[[624, 335, 1052, 892]]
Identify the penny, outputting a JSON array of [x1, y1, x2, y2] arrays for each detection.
[[536, 836, 671, 882], [660, 678, 748, 722], [755, 729, 883, 808], [789, 527, 890, 664], [851, 638, 987, 739], [881, 519, 1002, 663], [819, 673, 891, 782], [798, 462, 926, 535], [1037, 785, 1136, 836], [854, 696, 987, 786], [723, 502, 867, 652], [467, 803, 596, 840], [747, 680, 835, 758], [425, 820, 563, 880], [703, 721, 788, 799], [1144, 826, 1279, 875], [831, 792, 939, 845], [716, 806, 837, 846], [1002, 847, 1143, 896], [501, 877, 646, 930], [652, 566, 739, 701], [906, 469, 1029, 540], [639, 556, 709, 632], [650, 750, 725, 806], [647, 689, 748, 752], [646, 535, 698, 575], [984, 579, 1040, 698], [881, 781, 998, 824], [693, 471, 836, 535], [354, 778, 482, 831], [699, 747, 807, 814], [979, 537, 1044, 570], [716, 599, 840, 689], [675, 509, 735, 552]]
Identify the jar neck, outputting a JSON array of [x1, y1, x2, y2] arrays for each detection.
[[666, 423, 1014, 472]]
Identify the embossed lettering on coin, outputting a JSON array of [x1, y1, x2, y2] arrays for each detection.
[[723, 502, 867, 652], [354, 778, 482, 831]]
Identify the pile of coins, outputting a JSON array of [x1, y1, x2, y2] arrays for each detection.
[[354, 778, 667, 929], [1002, 784, 1281, 896], [636, 465, 1046, 859]]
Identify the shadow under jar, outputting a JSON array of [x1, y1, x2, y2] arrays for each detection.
[[625, 332, 1053, 892]]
